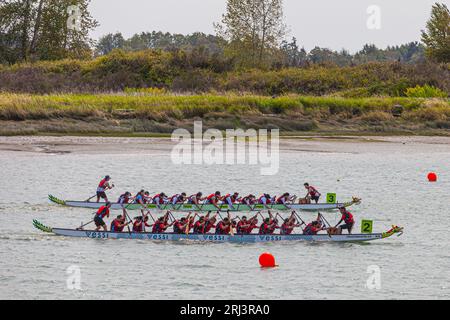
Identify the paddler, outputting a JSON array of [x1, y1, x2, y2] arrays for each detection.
[[134, 190, 150, 205], [202, 213, 218, 234], [222, 192, 240, 209], [187, 192, 205, 205], [276, 193, 292, 205], [110, 215, 131, 232], [335, 206, 355, 234], [280, 212, 302, 235], [258, 194, 273, 205], [133, 215, 151, 233], [258, 212, 279, 234], [94, 202, 112, 231], [170, 193, 187, 205], [152, 212, 173, 233], [304, 183, 321, 204], [215, 217, 232, 235], [173, 217, 188, 234], [205, 191, 222, 210], [236, 213, 258, 234], [96, 175, 114, 203], [118, 191, 132, 215], [240, 194, 256, 205], [193, 216, 207, 234], [152, 192, 168, 205]]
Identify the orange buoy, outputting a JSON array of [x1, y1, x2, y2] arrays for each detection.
[[428, 172, 437, 182], [259, 252, 277, 268]]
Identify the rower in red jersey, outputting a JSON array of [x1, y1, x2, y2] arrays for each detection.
[[187, 192, 205, 205], [118, 191, 132, 216], [96, 176, 114, 203], [236, 213, 258, 234], [206, 191, 222, 210], [152, 212, 173, 233], [303, 220, 325, 235], [94, 202, 112, 231], [240, 194, 256, 205], [173, 217, 188, 234], [304, 183, 321, 204], [222, 192, 240, 208], [202, 213, 218, 234], [170, 193, 187, 205], [215, 217, 232, 235], [258, 194, 273, 205], [280, 212, 302, 235], [193, 216, 207, 234], [259, 212, 279, 235], [335, 207, 355, 234], [110, 215, 131, 233], [276, 193, 292, 205], [133, 215, 151, 233], [152, 192, 167, 205]]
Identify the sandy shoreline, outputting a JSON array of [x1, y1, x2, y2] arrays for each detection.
[[1, 135, 450, 155]]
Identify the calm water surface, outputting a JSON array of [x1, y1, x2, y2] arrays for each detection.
[[0, 136, 449, 300]]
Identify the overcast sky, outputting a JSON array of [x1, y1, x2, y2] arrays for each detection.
[[89, 0, 441, 52]]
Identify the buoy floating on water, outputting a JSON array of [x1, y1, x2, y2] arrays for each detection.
[[428, 172, 438, 182], [259, 252, 278, 268]]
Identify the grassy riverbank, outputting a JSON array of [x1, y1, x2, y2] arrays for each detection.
[[0, 93, 449, 136]]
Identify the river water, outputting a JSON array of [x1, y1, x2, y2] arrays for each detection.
[[0, 136, 449, 300]]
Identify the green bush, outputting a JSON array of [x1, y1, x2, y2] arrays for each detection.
[[405, 85, 448, 98]]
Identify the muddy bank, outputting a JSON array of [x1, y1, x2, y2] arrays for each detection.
[[1, 135, 450, 156]]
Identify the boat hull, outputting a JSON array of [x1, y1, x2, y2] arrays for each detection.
[[51, 228, 384, 243], [49, 195, 355, 212]]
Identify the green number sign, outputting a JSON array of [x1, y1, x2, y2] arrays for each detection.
[[361, 220, 373, 234], [326, 193, 337, 204]]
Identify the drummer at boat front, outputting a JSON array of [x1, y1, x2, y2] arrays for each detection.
[[304, 183, 321, 204], [335, 206, 355, 234], [94, 202, 112, 231], [96, 175, 114, 203]]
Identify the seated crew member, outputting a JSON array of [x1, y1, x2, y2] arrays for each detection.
[[202, 213, 218, 234], [280, 213, 302, 235], [118, 191, 132, 215], [205, 191, 222, 210], [215, 217, 232, 235], [241, 194, 257, 205], [173, 217, 188, 234], [170, 193, 187, 205], [133, 215, 152, 233], [222, 192, 240, 207], [276, 193, 292, 205], [152, 212, 173, 233], [258, 194, 273, 205], [94, 202, 112, 231], [304, 183, 321, 204], [335, 207, 355, 234], [187, 192, 205, 205], [152, 192, 167, 205], [193, 216, 207, 234], [110, 215, 131, 232]]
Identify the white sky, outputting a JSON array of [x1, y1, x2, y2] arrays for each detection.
[[89, 0, 444, 52]]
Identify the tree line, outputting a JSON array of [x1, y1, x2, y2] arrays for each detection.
[[0, 0, 449, 67]]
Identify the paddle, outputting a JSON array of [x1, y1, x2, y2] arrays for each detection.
[[85, 195, 96, 202], [77, 219, 94, 230], [227, 211, 234, 236]]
